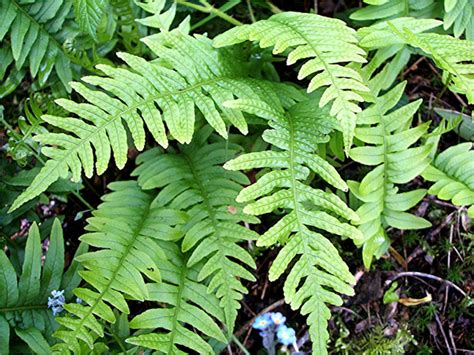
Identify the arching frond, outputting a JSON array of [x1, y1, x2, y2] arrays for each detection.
[[0, 0, 74, 96], [422, 142, 474, 217], [348, 82, 432, 268], [52, 181, 187, 353], [214, 12, 369, 152], [126, 242, 227, 354], [350, 0, 440, 22], [224, 95, 361, 354], [132, 127, 258, 334], [9, 30, 286, 212], [0, 220, 85, 353]]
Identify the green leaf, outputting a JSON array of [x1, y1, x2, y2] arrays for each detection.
[[18, 223, 42, 305], [15, 328, 52, 355], [73, 0, 108, 40]]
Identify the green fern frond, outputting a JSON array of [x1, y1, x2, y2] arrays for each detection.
[[224, 95, 361, 354], [350, 0, 440, 21], [52, 181, 187, 353], [72, 0, 108, 40], [132, 127, 258, 334], [126, 242, 227, 354], [358, 18, 474, 104], [357, 17, 442, 94], [9, 30, 282, 213], [0, 219, 86, 353], [422, 142, 474, 218], [0, 0, 75, 96], [443, 0, 474, 40], [214, 12, 369, 152], [348, 82, 432, 268]]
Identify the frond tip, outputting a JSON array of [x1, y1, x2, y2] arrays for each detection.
[[214, 11, 369, 152]]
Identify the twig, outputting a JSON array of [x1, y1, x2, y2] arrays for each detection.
[[434, 311, 453, 355], [231, 335, 250, 355], [390, 272, 467, 297], [176, 0, 243, 26], [246, 0, 256, 23]]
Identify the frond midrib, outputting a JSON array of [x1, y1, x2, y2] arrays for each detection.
[[0, 304, 46, 313], [167, 261, 187, 354]]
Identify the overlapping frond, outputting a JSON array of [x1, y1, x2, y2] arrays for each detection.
[[348, 82, 432, 267], [126, 242, 227, 354], [443, 0, 474, 40], [0, 220, 85, 353], [0, 0, 74, 96], [214, 12, 369, 152], [9, 30, 282, 212], [357, 18, 442, 94], [52, 181, 186, 353], [350, 0, 439, 22], [358, 17, 474, 104], [224, 95, 361, 354], [132, 128, 258, 334], [422, 142, 474, 217]]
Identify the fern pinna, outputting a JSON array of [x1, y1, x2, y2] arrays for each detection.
[[214, 12, 369, 152], [348, 82, 432, 267], [132, 127, 258, 336], [8, 29, 275, 212], [224, 95, 361, 354]]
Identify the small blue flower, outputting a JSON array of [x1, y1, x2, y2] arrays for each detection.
[[252, 313, 272, 330], [270, 312, 286, 325], [48, 289, 65, 316], [276, 325, 296, 346]]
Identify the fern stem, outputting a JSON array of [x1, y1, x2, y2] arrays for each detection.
[[176, 0, 243, 26], [231, 335, 250, 355], [246, 0, 256, 23]]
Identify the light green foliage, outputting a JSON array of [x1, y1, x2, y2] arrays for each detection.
[[352, 0, 473, 40], [126, 242, 227, 354], [224, 95, 361, 354], [132, 128, 258, 335], [214, 12, 369, 152], [53, 181, 186, 352], [0, 219, 85, 353], [422, 143, 474, 217], [73, 0, 109, 40], [8, 30, 274, 213], [0, 0, 74, 96], [348, 82, 432, 268]]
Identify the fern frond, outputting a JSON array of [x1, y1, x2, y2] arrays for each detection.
[[52, 181, 187, 352], [348, 82, 432, 268], [0, 0, 75, 96], [358, 18, 474, 104], [350, 0, 440, 21], [126, 242, 227, 354], [9, 30, 283, 212], [0, 219, 85, 353], [224, 95, 361, 354], [357, 18, 442, 94], [422, 143, 474, 218], [214, 12, 369, 152], [132, 127, 258, 334], [73, 0, 108, 40], [443, 0, 474, 40]]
